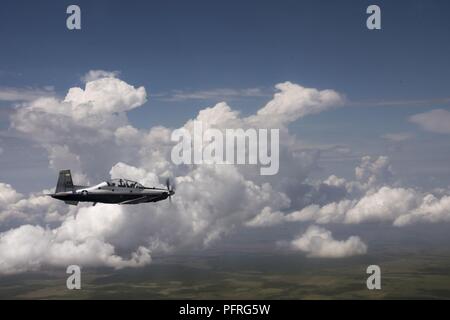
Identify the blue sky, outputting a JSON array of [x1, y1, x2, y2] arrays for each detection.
[[1, 0, 450, 191]]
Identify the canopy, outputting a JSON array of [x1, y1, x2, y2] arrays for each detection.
[[107, 179, 143, 188]]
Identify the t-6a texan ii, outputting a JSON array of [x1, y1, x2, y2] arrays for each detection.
[[49, 170, 175, 206]]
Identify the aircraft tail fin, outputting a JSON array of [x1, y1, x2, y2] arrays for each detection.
[[55, 170, 74, 193]]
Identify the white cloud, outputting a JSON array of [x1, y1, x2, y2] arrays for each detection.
[[382, 132, 414, 142], [0, 223, 150, 275], [5, 74, 345, 272], [0, 186, 73, 227], [354, 155, 393, 189], [285, 186, 450, 227], [0, 86, 55, 102], [250, 82, 344, 127], [10, 75, 148, 183], [65, 77, 147, 115], [3, 71, 447, 274], [344, 187, 418, 224], [114, 125, 140, 144], [0, 159, 291, 273], [290, 225, 367, 258], [47, 145, 88, 185], [410, 109, 450, 134], [11, 76, 147, 143], [323, 175, 347, 188], [394, 194, 450, 226], [81, 70, 120, 83], [0, 183, 21, 207], [245, 206, 285, 227], [248, 155, 450, 228], [110, 162, 160, 187], [157, 87, 268, 102], [286, 200, 355, 224]]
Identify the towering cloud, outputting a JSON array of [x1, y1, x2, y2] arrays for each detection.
[[247, 155, 450, 228], [2, 72, 343, 273], [0, 71, 448, 274]]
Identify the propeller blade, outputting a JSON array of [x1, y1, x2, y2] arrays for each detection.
[[165, 177, 175, 202]]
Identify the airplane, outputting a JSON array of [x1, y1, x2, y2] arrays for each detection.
[[49, 170, 175, 206]]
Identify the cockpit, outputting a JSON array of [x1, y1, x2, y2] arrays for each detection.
[[106, 179, 144, 189]]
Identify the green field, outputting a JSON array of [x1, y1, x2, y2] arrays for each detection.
[[1, 248, 450, 299]]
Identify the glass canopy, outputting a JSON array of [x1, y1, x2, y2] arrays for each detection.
[[107, 179, 143, 188]]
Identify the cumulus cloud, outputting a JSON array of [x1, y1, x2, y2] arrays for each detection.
[[249, 82, 344, 127], [0, 186, 75, 230], [0, 183, 22, 207], [110, 162, 160, 187], [354, 155, 393, 190], [316, 155, 394, 198], [81, 70, 120, 83], [0, 224, 151, 275], [5, 74, 348, 273], [12, 76, 146, 133], [410, 109, 450, 134], [248, 155, 450, 228], [10, 75, 148, 183], [245, 207, 285, 227], [64, 77, 147, 115], [323, 175, 347, 188], [1, 71, 447, 274], [394, 194, 450, 226], [290, 225, 367, 258], [271, 185, 450, 227], [0, 163, 290, 274], [286, 186, 419, 225], [287, 185, 447, 227]]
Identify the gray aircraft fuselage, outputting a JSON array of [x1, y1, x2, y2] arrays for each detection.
[[49, 170, 174, 206]]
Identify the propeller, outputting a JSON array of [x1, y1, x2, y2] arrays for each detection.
[[165, 178, 175, 202]]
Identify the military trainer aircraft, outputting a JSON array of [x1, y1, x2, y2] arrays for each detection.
[[49, 170, 175, 206]]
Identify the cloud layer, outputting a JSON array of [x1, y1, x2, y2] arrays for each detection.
[[0, 71, 448, 274], [247, 155, 450, 227], [3, 73, 341, 273]]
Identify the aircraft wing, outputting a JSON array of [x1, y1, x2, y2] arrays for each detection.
[[119, 196, 149, 205]]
